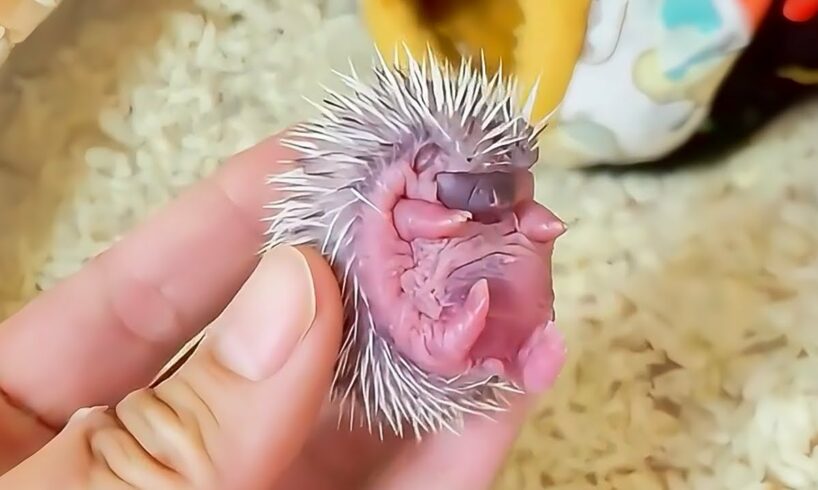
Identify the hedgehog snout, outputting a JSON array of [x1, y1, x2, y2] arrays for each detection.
[[435, 170, 526, 223]]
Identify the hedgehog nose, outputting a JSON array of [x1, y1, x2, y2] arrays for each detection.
[[435, 171, 517, 223]]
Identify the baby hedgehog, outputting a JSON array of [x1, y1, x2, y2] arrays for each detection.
[[264, 47, 567, 439]]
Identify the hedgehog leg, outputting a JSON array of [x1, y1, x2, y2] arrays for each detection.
[[393, 198, 472, 241], [437, 278, 491, 358], [397, 278, 491, 377]]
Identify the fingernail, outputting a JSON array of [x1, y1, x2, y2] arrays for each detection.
[[212, 245, 317, 381], [68, 405, 109, 425], [451, 211, 472, 223]]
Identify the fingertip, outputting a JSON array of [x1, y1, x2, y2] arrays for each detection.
[[228, 133, 295, 168], [211, 134, 299, 235], [0, 406, 116, 490]]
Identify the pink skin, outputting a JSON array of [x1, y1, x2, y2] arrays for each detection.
[[353, 148, 566, 392]]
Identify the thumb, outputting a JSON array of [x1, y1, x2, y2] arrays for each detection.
[[0, 245, 343, 490]]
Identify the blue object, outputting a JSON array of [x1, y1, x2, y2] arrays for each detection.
[[662, 0, 722, 32]]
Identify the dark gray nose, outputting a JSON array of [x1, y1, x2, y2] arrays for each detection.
[[435, 170, 517, 222]]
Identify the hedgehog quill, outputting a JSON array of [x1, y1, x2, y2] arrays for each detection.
[[260, 46, 567, 439]]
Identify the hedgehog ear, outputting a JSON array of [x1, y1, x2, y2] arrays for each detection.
[[413, 142, 442, 172], [510, 144, 539, 169]]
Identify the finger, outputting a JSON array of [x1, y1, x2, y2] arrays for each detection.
[[0, 245, 344, 490], [369, 398, 535, 490], [271, 406, 409, 489], [0, 135, 294, 427]]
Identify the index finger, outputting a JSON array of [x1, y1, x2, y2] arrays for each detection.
[[0, 134, 294, 427]]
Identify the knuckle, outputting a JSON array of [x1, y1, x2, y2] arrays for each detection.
[[117, 385, 219, 488], [83, 408, 187, 490], [82, 384, 221, 490]]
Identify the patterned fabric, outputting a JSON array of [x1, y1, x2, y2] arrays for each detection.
[[362, 0, 818, 167], [538, 0, 761, 167], [665, 0, 818, 164]]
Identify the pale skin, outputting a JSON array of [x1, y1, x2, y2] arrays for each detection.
[[0, 132, 546, 489]]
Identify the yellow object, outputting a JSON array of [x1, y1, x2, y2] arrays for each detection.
[[778, 65, 818, 85], [361, 0, 592, 121], [0, 0, 61, 65]]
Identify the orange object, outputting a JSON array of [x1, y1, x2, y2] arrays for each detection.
[[738, 0, 775, 28], [783, 0, 818, 21]]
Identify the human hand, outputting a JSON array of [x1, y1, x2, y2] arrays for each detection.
[[0, 134, 546, 489]]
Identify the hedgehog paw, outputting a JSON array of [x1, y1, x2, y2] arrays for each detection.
[[393, 198, 471, 241], [516, 200, 566, 243], [515, 321, 566, 392]]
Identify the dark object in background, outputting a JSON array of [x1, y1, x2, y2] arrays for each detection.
[[600, 0, 818, 173]]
